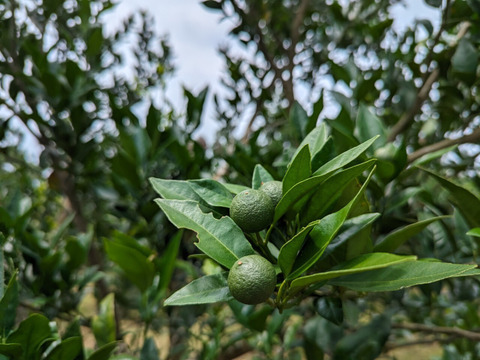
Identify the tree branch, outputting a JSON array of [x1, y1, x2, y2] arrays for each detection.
[[387, 68, 439, 142], [385, 335, 457, 352], [408, 127, 480, 163], [392, 322, 480, 341]]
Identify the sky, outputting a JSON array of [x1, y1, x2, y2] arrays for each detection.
[[102, 0, 440, 143], [12, 0, 441, 160]]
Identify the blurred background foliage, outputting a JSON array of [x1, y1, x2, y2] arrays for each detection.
[[0, 0, 480, 359]]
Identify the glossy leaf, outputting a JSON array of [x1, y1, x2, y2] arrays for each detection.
[[283, 145, 311, 194], [252, 164, 275, 189], [45, 337, 82, 360], [315, 297, 343, 326], [420, 167, 480, 227], [331, 261, 480, 292], [292, 123, 329, 164], [7, 314, 53, 360], [0, 344, 23, 358], [188, 179, 233, 208], [154, 199, 254, 268], [291, 253, 416, 290], [301, 159, 376, 225], [164, 272, 232, 306], [373, 215, 451, 253], [287, 168, 375, 280], [312, 136, 379, 176], [467, 228, 480, 237], [278, 220, 321, 276]]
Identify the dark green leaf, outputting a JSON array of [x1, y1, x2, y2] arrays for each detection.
[[202, 0, 222, 10], [278, 220, 321, 276], [0, 344, 23, 358], [287, 168, 375, 280], [92, 294, 116, 347], [283, 145, 311, 194], [0, 272, 18, 334], [140, 338, 159, 360], [355, 103, 386, 151], [315, 297, 343, 326], [45, 337, 82, 360], [331, 261, 480, 291], [301, 159, 376, 225], [159, 230, 182, 292], [452, 39, 479, 75], [252, 164, 275, 189], [7, 314, 53, 359], [373, 215, 451, 253], [87, 342, 117, 360], [291, 253, 416, 289], [290, 101, 310, 140], [313, 136, 379, 176], [154, 199, 254, 268], [104, 238, 155, 292], [419, 167, 480, 227], [425, 0, 442, 7], [164, 272, 232, 306]]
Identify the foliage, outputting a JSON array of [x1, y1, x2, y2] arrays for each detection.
[[1, 0, 480, 359]]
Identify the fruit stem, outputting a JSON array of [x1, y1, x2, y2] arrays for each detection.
[[264, 224, 274, 245], [255, 232, 277, 263]]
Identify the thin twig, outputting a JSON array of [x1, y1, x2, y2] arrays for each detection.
[[384, 335, 458, 351], [392, 322, 480, 341], [408, 127, 480, 163]]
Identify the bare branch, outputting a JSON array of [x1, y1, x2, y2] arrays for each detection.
[[387, 68, 439, 142], [392, 322, 480, 342], [408, 127, 480, 163]]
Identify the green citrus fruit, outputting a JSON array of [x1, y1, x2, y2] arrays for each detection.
[[228, 255, 277, 305], [260, 180, 283, 208], [230, 189, 274, 233]]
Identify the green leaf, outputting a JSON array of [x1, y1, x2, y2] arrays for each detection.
[[188, 179, 233, 208], [467, 228, 480, 237], [45, 337, 82, 360], [252, 164, 275, 189], [159, 231, 182, 292], [331, 261, 480, 292], [321, 213, 381, 265], [0, 272, 18, 334], [291, 253, 416, 290], [287, 167, 375, 280], [87, 342, 117, 360], [301, 159, 376, 225], [229, 302, 273, 332], [0, 344, 23, 358], [149, 178, 202, 202], [92, 294, 116, 347], [223, 183, 250, 195], [104, 236, 155, 292], [7, 314, 53, 359], [290, 101, 310, 140], [313, 135, 379, 176], [311, 136, 335, 172], [283, 145, 311, 194], [278, 220, 321, 276], [154, 199, 254, 268], [164, 272, 232, 306], [355, 103, 386, 151], [315, 297, 343, 326], [86, 27, 103, 57], [452, 39, 479, 75], [292, 123, 329, 163], [373, 216, 451, 253], [140, 338, 159, 360], [419, 167, 480, 227]]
